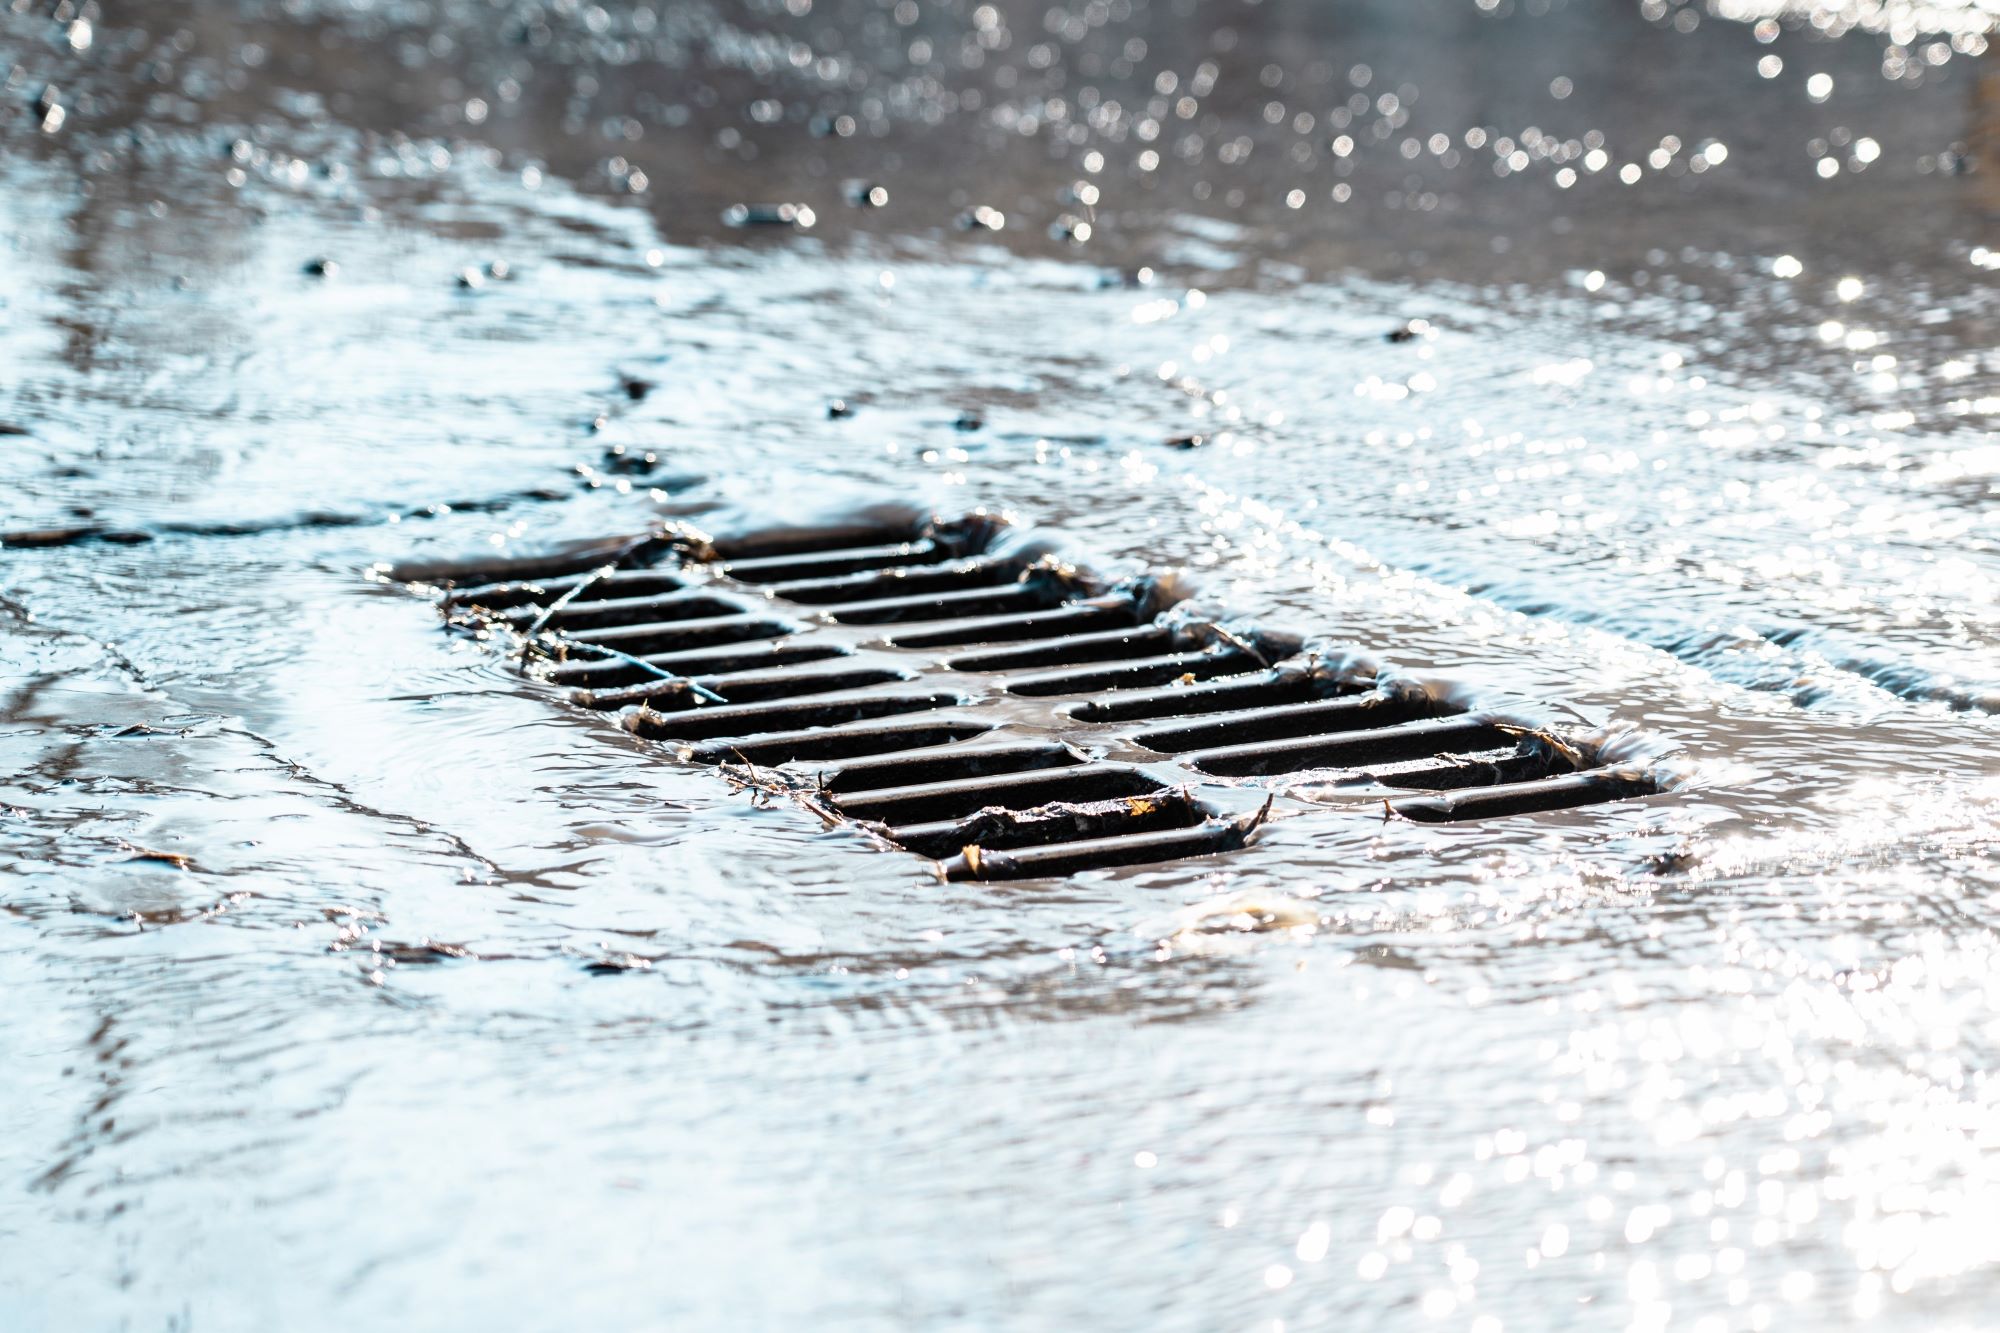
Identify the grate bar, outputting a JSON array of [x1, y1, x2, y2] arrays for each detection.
[[686, 716, 996, 766], [719, 538, 948, 583], [768, 557, 1028, 605], [934, 820, 1247, 881], [707, 520, 930, 562], [574, 665, 912, 712], [825, 578, 1072, 627], [1066, 667, 1338, 723], [943, 625, 1176, 673], [1007, 647, 1260, 697], [820, 740, 1084, 794], [1372, 747, 1570, 792]]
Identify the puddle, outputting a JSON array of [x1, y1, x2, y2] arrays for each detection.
[[6, 0, 2000, 1328]]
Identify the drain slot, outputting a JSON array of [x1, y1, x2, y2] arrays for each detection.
[[576, 665, 911, 711], [822, 741, 1083, 794], [831, 763, 1162, 825], [699, 665, 914, 705], [500, 590, 744, 632], [547, 640, 844, 689], [627, 689, 964, 742], [446, 567, 684, 612], [567, 614, 798, 657]]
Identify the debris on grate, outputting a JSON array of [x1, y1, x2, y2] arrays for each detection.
[[388, 503, 1679, 880]]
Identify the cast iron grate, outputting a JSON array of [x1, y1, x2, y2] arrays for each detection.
[[398, 508, 1665, 880]]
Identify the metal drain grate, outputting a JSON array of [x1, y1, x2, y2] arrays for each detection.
[[400, 508, 1665, 880]]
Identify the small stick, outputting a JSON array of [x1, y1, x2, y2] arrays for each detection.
[[517, 563, 617, 660], [511, 528, 672, 656], [527, 636, 728, 705]]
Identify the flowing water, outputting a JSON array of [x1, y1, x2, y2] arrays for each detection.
[[5, 0, 2000, 1328]]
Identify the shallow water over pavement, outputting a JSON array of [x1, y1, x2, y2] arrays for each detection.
[[6, 0, 2000, 1328]]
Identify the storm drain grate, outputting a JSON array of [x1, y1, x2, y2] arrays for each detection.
[[397, 508, 1665, 880]]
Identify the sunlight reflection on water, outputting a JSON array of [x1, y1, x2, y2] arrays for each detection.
[[7, 0, 2000, 1328]]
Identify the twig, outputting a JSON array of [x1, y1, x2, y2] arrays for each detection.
[[517, 562, 617, 662], [550, 640, 728, 705], [1246, 793, 1275, 833], [1208, 624, 1270, 669]]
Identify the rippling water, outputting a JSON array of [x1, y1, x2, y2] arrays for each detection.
[[6, 0, 2000, 1327]]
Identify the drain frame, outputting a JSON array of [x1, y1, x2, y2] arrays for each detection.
[[400, 505, 1673, 880]]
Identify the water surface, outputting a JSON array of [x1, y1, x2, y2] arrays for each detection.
[[5, 0, 2000, 1328]]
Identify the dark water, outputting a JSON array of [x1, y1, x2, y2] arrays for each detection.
[[6, 0, 2000, 1328]]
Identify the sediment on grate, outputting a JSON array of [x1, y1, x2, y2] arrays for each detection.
[[884, 789, 1208, 860]]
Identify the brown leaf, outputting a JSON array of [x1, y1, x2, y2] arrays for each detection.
[[118, 843, 193, 870]]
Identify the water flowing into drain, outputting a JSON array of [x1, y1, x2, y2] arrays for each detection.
[[397, 505, 1676, 879]]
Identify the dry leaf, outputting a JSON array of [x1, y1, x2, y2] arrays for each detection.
[[118, 843, 193, 870]]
